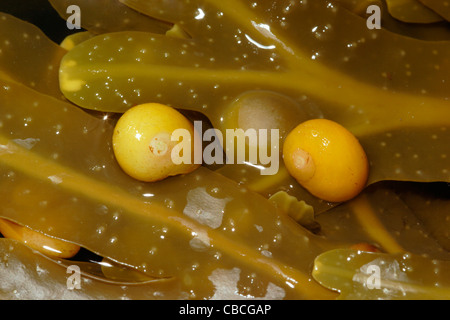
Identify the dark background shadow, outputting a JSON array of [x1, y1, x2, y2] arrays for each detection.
[[0, 0, 74, 43]]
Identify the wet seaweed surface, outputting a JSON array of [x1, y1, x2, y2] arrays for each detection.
[[0, 0, 448, 299]]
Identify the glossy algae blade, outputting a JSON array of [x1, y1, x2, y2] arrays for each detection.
[[247, 0, 450, 99], [385, 0, 444, 23], [316, 182, 450, 260], [418, 0, 450, 21], [58, 32, 261, 119], [0, 239, 181, 299], [313, 249, 450, 300], [60, 2, 450, 128], [393, 182, 450, 252], [0, 13, 66, 99], [360, 126, 450, 184], [48, 0, 172, 34], [121, 0, 450, 98], [0, 79, 335, 299]]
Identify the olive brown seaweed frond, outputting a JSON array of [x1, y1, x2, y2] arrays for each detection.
[[0, 0, 448, 299]]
